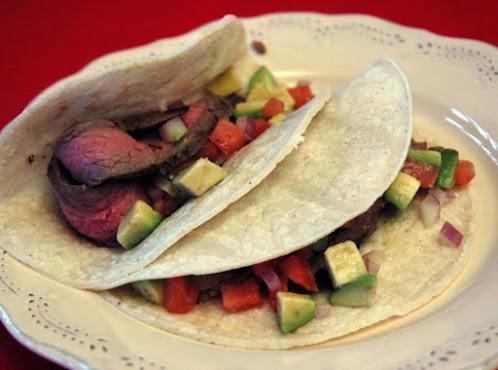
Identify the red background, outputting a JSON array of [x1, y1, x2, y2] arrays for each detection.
[[0, 0, 496, 368]]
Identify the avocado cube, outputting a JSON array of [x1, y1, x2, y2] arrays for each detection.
[[246, 83, 273, 102], [247, 65, 278, 94], [234, 100, 266, 119], [436, 148, 459, 189], [324, 241, 368, 288], [384, 172, 421, 210], [132, 280, 166, 305], [269, 113, 287, 125], [117, 200, 163, 250], [330, 275, 377, 307], [407, 149, 442, 167], [206, 66, 243, 97], [173, 158, 228, 197], [277, 292, 316, 334], [271, 85, 296, 111]]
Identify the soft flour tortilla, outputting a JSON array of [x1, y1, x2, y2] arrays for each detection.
[[0, 15, 332, 289], [101, 60, 476, 349], [101, 188, 474, 349], [107, 57, 413, 288]]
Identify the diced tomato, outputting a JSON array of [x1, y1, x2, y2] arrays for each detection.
[[221, 278, 264, 313], [288, 84, 314, 109], [181, 101, 207, 128], [262, 98, 284, 119], [454, 160, 476, 185], [194, 141, 222, 162], [401, 158, 439, 188], [164, 276, 200, 314], [209, 117, 247, 155], [279, 255, 318, 292], [292, 246, 313, 261], [254, 119, 271, 138], [251, 257, 284, 281]]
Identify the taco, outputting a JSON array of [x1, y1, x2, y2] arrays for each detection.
[[0, 15, 332, 289], [99, 57, 475, 349]]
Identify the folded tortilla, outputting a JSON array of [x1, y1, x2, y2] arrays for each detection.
[[101, 58, 475, 349], [0, 15, 332, 289]]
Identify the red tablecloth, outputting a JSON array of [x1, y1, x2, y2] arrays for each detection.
[[0, 1, 496, 368]]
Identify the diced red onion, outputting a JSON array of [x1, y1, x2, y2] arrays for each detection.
[[444, 189, 456, 201], [260, 269, 282, 293], [428, 186, 447, 205], [315, 305, 331, 320], [439, 221, 464, 248], [236, 116, 256, 141], [363, 249, 385, 275], [420, 193, 441, 226]]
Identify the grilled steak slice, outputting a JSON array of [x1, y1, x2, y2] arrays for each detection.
[[54, 119, 171, 186], [115, 107, 188, 132], [53, 97, 233, 186], [47, 157, 150, 246]]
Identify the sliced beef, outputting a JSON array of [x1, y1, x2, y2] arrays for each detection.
[[54, 119, 170, 186], [328, 197, 387, 246], [53, 97, 232, 186], [47, 157, 150, 246], [115, 107, 187, 132]]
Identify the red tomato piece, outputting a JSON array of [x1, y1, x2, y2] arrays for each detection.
[[181, 101, 207, 128], [401, 158, 439, 188], [279, 255, 318, 292], [288, 84, 314, 109], [454, 160, 476, 185], [262, 98, 284, 119], [292, 246, 313, 261], [164, 276, 200, 314], [209, 118, 247, 155], [221, 278, 264, 313], [254, 119, 271, 138], [194, 141, 222, 162]]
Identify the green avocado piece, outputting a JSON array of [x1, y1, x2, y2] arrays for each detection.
[[132, 280, 166, 305], [436, 148, 459, 189], [324, 241, 368, 288], [173, 158, 228, 197], [330, 274, 377, 307], [234, 100, 266, 119], [407, 149, 442, 167], [247, 66, 278, 95], [277, 292, 316, 334], [117, 200, 163, 250], [312, 235, 329, 252], [384, 172, 421, 210]]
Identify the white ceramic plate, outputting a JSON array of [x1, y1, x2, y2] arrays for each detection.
[[1, 13, 497, 370]]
